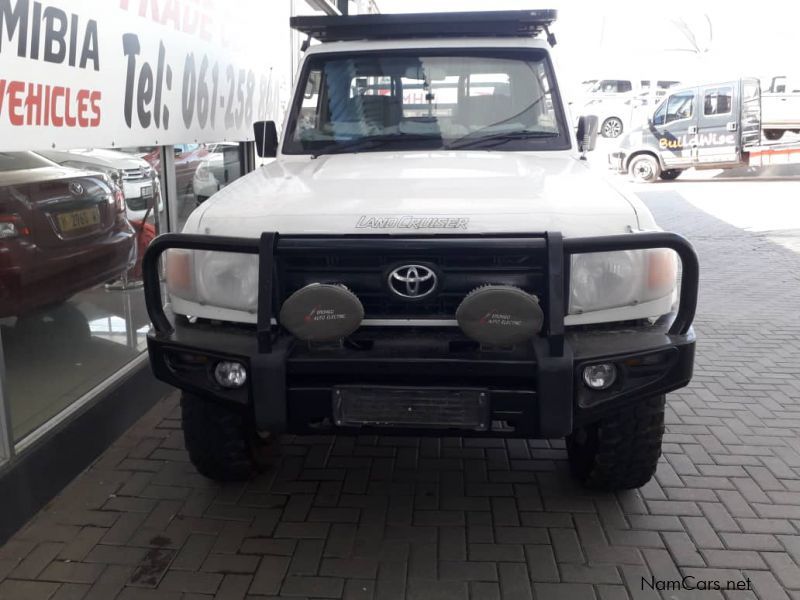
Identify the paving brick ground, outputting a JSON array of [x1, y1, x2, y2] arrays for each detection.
[[2, 189, 800, 599]]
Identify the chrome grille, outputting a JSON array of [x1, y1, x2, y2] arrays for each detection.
[[279, 251, 546, 319], [122, 166, 151, 181]]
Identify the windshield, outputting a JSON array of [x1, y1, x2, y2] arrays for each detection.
[[283, 49, 569, 155]]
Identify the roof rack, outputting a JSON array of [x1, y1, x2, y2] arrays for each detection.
[[290, 10, 558, 44]]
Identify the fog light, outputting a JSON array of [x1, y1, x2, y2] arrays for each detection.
[[582, 363, 617, 390], [214, 361, 247, 389]]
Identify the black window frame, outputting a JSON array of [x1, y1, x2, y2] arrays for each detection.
[[652, 99, 668, 125], [702, 86, 733, 117], [281, 47, 572, 155]]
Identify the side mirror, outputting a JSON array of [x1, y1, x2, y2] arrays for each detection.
[[254, 121, 279, 158], [576, 115, 599, 153]]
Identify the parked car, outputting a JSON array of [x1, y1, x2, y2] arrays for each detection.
[[761, 75, 800, 140], [38, 148, 163, 221], [141, 144, 211, 197], [581, 78, 681, 138], [144, 10, 699, 493], [0, 152, 136, 317], [192, 143, 242, 203]]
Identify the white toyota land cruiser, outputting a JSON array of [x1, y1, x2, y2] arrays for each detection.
[[143, 10, 698, 491]]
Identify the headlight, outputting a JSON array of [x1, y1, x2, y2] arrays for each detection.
[[569, 249, 677, 315], [166, 250, 259, 313]]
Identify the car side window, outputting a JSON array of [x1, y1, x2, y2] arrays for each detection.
[[771, 77, 786, 93], [597, 79, 632, 94], [665, 92, 694, 123], [614, 80, 632, 93], [703, 87, 732, 116]]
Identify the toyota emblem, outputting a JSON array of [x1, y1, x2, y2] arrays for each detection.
[[68, 182, 84, 196], [388, 265, 438, 299]]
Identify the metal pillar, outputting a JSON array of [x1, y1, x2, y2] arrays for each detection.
[[160, 146, 180, 233], [0, 331, 14, 465]]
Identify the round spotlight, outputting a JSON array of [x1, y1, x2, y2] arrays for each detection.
[[279, 283, 364, 342], [214, 361, 247, 389], [582, 363, 617, 390], [456, 285, 544, 346]]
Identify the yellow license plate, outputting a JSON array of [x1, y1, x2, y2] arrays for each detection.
[[57, 207, 101, 233]]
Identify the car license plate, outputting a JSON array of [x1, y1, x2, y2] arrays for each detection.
[[332, 386, 489, 431], [141, 185, 153, 198], [56, 207, 101, 233]]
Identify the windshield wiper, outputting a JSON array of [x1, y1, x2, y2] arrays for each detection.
[[310, 134, 441, 158], [445, 131, 559, 151]]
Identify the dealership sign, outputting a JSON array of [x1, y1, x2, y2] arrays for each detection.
[[0, 0, 286, 150]]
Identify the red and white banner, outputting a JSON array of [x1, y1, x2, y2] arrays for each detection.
[[0, 0, 291, 151]]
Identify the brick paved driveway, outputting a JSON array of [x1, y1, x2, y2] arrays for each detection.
[[2, 189, 800, 600]]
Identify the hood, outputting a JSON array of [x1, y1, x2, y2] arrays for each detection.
[[190, 151, 643, 237]]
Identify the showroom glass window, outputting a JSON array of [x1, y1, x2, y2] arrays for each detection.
[[284, 50, 569, 154], [0, 147, 162, 441], [168, 142, 244, 231], [0, 141, 246, 443]]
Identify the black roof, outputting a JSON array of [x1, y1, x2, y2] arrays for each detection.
[[290, 10, 557, 43]]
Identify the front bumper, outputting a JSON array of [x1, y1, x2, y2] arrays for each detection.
[[142, 231, 699, 438], [148, 317, 694, 437]]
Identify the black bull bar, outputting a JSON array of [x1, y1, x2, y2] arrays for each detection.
[[142, 231, 699, 436]]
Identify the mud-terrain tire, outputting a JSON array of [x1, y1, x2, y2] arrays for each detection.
[[566, 395, 666, 490], [181, 393, 274, 481]]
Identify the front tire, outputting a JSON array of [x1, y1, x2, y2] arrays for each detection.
[[601, 117, 624, 138], [566, 395, 666, 490], [659, 169, 683, 181], [181, 393, 274, 481], [628, 154, 661, 183]]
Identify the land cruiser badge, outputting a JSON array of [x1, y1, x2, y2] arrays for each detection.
[[356, 216, 469, 230]]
